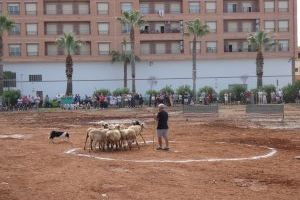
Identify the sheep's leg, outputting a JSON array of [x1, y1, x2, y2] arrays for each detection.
[[136, 139, 140, 149], [83, 132, 89, 150], [138, 133, 146, 144]]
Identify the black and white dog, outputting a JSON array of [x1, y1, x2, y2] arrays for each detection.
[[49, 131, 69, 143]]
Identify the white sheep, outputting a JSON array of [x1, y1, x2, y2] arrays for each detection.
[[106, 128, 121, 150], [84, 127, 107, 151], [120, 128, 140, 150], [127, 124, 146, 144]]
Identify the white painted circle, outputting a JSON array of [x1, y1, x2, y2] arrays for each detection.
[[64, 142, 277, 163]]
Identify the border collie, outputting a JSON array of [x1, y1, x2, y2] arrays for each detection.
[[49, 131, 69, 143]]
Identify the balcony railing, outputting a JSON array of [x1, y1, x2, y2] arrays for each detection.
[[9, 31, 20, 35], [278, 8, 288, 12], [224, 46, 255, 52], [45, 29, 90, 35], [9, 51, 21, 56], [224, 5, 259, 13], [26, 11, 37, 15], [45, 7, 90, 15], [27, 31, 38, 36], [99, 51, 110, 55], [264, 8, 274, 12], [278, 28, 288, 32], [27, 51, 38, 56], [140, 28, 180, 34], [8, 10, 20, 15], [278, 46, 289, 52], [206, 47, 217, 53], [98, 30, 109, 35]]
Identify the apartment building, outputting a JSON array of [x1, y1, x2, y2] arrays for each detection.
[[0, 0, 297, 97]]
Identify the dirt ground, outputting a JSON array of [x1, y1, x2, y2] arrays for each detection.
[[0, 108, 299, 200]]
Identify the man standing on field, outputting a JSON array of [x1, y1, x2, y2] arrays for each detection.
[[156, 104, 169, 151]]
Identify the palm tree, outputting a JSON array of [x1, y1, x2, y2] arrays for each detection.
[[117, 11, 145, 93], [247, 30, 274, 88], [111, 47, 140, 88], [56, 33, 82, 96], [186, 19, 209, 100], [0, 15, 15, 95]]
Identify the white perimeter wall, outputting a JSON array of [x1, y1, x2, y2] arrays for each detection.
[[4, 58, 292, 98]]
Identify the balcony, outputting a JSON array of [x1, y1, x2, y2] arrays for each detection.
[[45, 22, 91, 35], [27, 51, 39, 56], [207, 47, 217, 53], [27, 31, 38, 36], [9, 51, 21, 56], [224, 40, 255, 53], [44, 2, 90, 15], [224, 0, 259, 13], [140, 41, 183, 55], [140, 22, 181, 34], [140, 0, 183, 15], [224, 20, 257, 33]]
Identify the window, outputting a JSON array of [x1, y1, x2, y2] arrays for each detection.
[[3, 71, 16, 88], [264, 1, 274, 12], [226, 41, 239, 52], [9, 44, 21, 56], [0, 3, 2, 15], [29, 75, 42, 82], [227, 3, 237, 13], [46, 24, 57, 35], [278, 40, 289, 52], [206, 21, 216, 33], [97, 3, 108, 15], [98, 43, 110, 55], [206, 2, 216, 13], [9, 23, 21, 35], [63, 24, 74, 34], [121, 3, 132, 13], [78, 3, 89, 14], [26, 24, 38, 35], [170, 3, 181, 13], [122, 23, 131, 34], [242, 21, 253, 32], [8, 3, 20, 15], [141, 43, 150, 55], [155, 43, 166, 54], [242, 2, 253, 12], [140, 3, 149, 14], [62, 3, 73, 14], [25, 3, 37, 15], [46, 43, 58, 55], [122, 42, 132, 53], [98, 23, 109, 35], [264, 20, 275, 32], [189, 2, 200, 14], [190, 41, 201, 53], [27, 44, 38, 56], [78, 43, 90, 55], [206, 42, 217, 53], [79, 23, 90, 35], [278, 0, 288, 12], [154, 3, 165, 13], [227, 21, 238, 32], [278, 20, 289, 32], [46, 4, 57, 15], [171, 42, 180, 54], [265, 44, 276, 52]]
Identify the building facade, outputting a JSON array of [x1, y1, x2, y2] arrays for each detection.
[[0, 0, 297, 97]]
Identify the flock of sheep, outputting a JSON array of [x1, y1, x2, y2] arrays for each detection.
[[84, 120, 146, 152]]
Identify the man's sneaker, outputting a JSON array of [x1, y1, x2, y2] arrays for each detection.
[[156, 147, 162, 150], [163, 147, 170, 151]]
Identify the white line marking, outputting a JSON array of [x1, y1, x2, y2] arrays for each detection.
[[64, 142, 277, 163]]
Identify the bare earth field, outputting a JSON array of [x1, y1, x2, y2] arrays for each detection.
[[0, 108, 299, 200]]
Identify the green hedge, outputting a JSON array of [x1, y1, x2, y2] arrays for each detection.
[[112, 88, 130, 96], [282, 81, 300, 103], [94, 89, 111, 96], [3, 90, 21, 106], [176, 85, 192, 96], [160, 85, 175, 95]]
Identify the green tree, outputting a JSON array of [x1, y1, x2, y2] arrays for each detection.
[[0, 15, 15, 95], [56, 33, 82, 96], [111, 40, 140, 88], [186, 19, 209, 100], [117, 11, 145, 93], [176, 85, 192, 96], [160, 85, 175, 95], [247, 30, 274, 88]]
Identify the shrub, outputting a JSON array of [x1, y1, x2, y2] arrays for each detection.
[[230, 85, 247, 101], [146, 90, 159, 96], [94, 89, 111, 96], [282, 80, 300, 103], [112, 88, 130, 96], [176, 85, 192, 96], [219, 89, 232, 102], [49, 99, 60, 108], [3, 90, 21, 106], [160, 85, 174, 95], [261, 84, 276, 103], [198, 86, 216, 96]]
